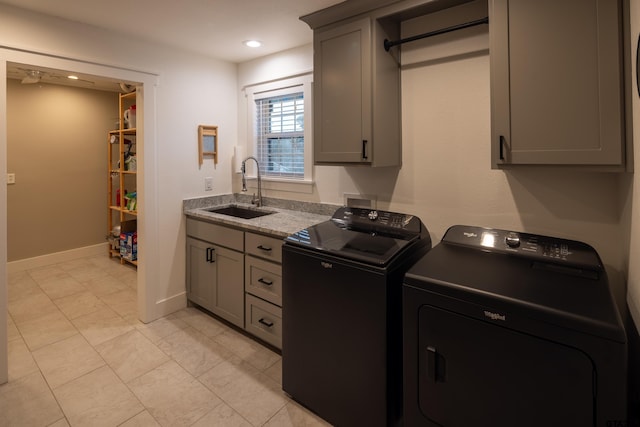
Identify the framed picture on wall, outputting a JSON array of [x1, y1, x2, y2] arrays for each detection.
[[198, 125, 218, 166]]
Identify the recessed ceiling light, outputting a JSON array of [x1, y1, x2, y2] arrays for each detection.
[[244, 40, 262, 48], [67, 75, 79, 80]]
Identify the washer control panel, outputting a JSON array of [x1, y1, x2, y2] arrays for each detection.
[[331, 207, 422, 236], [442, 225, 602, 270]]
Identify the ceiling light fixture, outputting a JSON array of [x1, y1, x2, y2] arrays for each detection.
[[244, 40, 262, 48], [67, 75, 79, 80], [21, 70, 42, 84]]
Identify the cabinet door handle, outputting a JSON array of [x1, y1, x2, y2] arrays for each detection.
[[258, 278, 273, 286], [258, 318, 274, 328], [206, 247, 215, 263], [637, 33, 640, 98], [257, 245, 272, 252], [362, 140, 368, 160], [499, 135, 506, 161]]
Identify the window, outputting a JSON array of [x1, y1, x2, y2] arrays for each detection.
[[256, 92, 304, 178], [245, 74, 313, 188]]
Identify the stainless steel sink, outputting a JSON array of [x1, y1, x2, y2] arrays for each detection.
[[205, 205, 274, 219]]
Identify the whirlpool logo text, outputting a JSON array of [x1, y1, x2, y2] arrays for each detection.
[[484, 310, 506, 321]]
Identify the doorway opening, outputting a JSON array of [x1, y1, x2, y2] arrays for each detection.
[[6, 60, 140, 340], [1, 49, 160, 385]]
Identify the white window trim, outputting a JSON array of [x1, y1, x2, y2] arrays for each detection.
[[244, 73, 313, 193]]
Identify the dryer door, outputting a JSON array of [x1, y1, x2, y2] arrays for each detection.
[[418, 305, 594, 427]]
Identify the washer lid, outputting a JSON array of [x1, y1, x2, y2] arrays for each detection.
[[285, 207, 428, 266]]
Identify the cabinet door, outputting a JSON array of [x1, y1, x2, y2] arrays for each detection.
[[212, 245, 245, 328], [186, 237, 244, 328], [314, 18, 372, 164], [490, 0, 623, 167], [186, 237, 216, 312]]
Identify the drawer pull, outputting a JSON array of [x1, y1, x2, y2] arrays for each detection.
[[258, 278, 273, 286], [258, 318, 274, 328], [257, 245, 272, 252]]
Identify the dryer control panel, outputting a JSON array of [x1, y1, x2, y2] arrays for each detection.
[[442, 225, 603, 271]]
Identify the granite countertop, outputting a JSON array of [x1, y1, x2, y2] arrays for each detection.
[[183, 194, 336, 238]]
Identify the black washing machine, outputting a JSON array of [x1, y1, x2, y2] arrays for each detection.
[[282, 207, 431, 427], [403, 225, 627, 427]]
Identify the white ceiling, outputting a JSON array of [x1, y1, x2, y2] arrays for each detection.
[[0, 0, 344, 63], [3, 0, 345, 91]]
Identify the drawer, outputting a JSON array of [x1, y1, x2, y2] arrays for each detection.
[[245, 232, 283, 263], [245, 294, 282, 349], [245, 255, 282, 306], [186, 218, 243, 251]]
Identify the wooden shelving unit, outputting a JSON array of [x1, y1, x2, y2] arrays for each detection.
[[107, 91, 138, 266]]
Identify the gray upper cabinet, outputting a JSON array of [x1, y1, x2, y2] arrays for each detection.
[[490, 0, 624, 168], [312, 17, 401, 166]]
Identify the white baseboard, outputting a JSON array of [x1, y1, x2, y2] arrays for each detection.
[[8, 243, 109, 273], [147, 291, 187, 323]]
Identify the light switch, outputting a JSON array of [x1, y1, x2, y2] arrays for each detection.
[[205, 177, 213, 191], [7, 173, 15, 185]]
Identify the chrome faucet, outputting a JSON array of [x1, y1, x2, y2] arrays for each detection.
[[241, 156, 263, 207]]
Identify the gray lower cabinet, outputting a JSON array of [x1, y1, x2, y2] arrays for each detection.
[[244, 232, 284, 349], [245, 255, 282, 306], [245, 294, 282, 349], [186, 219, 244, 328], [490, 0, 624, 168], [186, 218, 284, 348]]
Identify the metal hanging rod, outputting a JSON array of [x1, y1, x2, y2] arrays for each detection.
[[384, 17, 489, 52]]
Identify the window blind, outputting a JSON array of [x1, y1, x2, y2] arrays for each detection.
[[255, 92, 304, 179]]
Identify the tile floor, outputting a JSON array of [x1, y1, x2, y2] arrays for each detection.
[[2, 255, 330, 427]]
